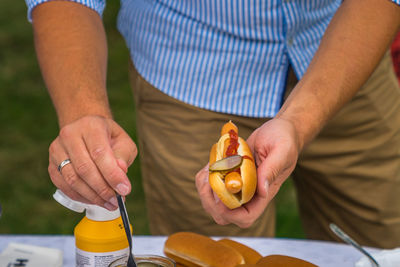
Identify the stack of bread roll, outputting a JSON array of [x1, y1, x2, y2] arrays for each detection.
[[163, 232, 317, 267]]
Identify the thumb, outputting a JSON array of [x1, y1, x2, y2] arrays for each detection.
[[116, 158, 128, 173], [255, 148, 285, 198], [256, 160, 270, 198], [108, 119, 138, 173], [112, 139, 137, 172], [245, 130, 258, 156]]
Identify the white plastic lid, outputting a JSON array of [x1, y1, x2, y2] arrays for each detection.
[[53, 190, 120, 221], [85, 204, 120, 221]]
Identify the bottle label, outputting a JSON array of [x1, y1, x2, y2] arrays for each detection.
[[76, 247, 129, 267]]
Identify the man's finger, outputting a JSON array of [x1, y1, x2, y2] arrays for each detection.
[[254, 144, 289, 198], [109, 120, 137, 168], [195, 165, 213, 210], [195, 165, 231, 225], [48, 163, 89, 204], [49, 137, 107, 206], [59, 130, 119, 206], [50, 159, 114, 209], [83, 122, 131, 196]]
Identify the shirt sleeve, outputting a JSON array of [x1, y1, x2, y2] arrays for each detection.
[[24, 0, 106, 22], [390, 0, 400, 5]]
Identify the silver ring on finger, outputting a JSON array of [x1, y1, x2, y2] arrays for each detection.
[[58, 159, 72, 173]]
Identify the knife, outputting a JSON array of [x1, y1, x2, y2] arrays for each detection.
[[116, 193, 137, 267]]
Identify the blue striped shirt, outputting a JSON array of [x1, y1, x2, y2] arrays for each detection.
[[26, 0, 400, 118]]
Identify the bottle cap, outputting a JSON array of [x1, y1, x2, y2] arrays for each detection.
[[53, 189, 120, 221]]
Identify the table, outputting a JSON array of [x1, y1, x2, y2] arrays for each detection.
[[0, 235, 379, 267]]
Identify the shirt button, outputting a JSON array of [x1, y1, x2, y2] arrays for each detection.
[[287, 38, 294, 46]]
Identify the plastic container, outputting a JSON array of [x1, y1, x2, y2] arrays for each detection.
[[53, 190, 131, 267]]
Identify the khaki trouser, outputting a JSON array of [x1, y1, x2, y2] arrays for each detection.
[[129, 51, 400, 248]]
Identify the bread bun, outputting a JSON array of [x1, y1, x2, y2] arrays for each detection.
[[164, 232, 316, 267], [257, 255, 317, 266], [217, 238, 262, 264], [163, 232, 245, 267]]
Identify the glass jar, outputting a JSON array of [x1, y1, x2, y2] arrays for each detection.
[[108, 255, 176, 267]]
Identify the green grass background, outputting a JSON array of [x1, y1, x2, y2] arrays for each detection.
[[0, 0, 304, 238]]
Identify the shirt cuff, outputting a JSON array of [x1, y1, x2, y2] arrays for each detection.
[[25, 0, 106, 22], [390, 0, 400, 5]]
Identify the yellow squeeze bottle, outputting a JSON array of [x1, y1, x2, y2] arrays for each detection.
[[53, 190, 131, 267]]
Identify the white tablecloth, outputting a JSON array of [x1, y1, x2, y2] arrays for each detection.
[[0, 235, 379, 267]]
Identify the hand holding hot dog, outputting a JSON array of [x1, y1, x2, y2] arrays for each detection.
[[196, 118, 300, 228]]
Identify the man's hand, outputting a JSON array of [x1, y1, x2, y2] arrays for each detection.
[[195, 118, 300, 228], [31, 2, 137, 210], [48, 115, 137, 210]]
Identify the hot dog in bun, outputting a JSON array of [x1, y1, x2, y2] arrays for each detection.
[[208, 121, 257, 209]]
